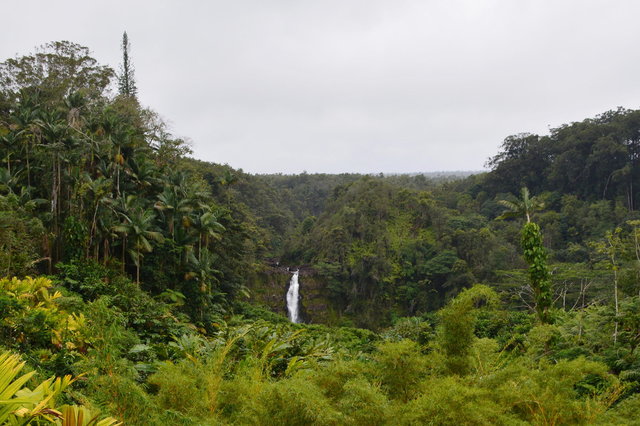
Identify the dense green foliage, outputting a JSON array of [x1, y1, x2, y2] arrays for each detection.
[[0, 41, 257, 331], [1, 40, 640, 424], [282, 178, 475, 327], [485, 111, 640, 208], [521, 221, 552, 323]]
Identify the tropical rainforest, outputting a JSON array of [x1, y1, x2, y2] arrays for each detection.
[[1, 39, 640, 425]]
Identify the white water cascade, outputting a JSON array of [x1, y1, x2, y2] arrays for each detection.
[[286, 270, 300, 323]]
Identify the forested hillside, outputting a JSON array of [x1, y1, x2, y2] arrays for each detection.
[[1, 41, 640, 424]]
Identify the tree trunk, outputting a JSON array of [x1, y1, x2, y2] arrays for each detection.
[[103, 238, 110, 266], [121, 237, 126, 273], [614, 266, 619, 344], [611, 248, 619, 344], [26, 143, 31, 189], [89, 202, 100, 259], [136, 247, 140, 284], [116, 147, 121, 197]]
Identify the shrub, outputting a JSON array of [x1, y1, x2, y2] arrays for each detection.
[[372, 339, 427, 401], [397, 376, 515, 425], [252, 375, 344, 425], [338, 377, 390, 425]]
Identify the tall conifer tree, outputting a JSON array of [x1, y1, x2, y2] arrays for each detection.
[[118, 31, 137, 98]]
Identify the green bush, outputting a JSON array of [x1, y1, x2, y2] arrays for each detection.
[[252, 375, 345, 425], [338, 377, 390, 425], [88, 373, 165, 425], [598, 394, 640, 425], [149, 360, 208, 417], [372, 339, 427, 401], [397, 376, 516, 425], [381, 316, 433, 345], [436, 285, 498, 375]]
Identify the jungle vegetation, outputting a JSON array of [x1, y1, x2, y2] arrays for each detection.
[[1, 39, 640, 424]]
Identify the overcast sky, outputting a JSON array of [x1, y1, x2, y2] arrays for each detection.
[[2, 1, 640, 174]]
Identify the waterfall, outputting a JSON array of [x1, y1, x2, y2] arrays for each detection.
[[286, 270, 300, 323]]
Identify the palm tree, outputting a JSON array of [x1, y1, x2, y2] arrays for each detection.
[[155, 186, 193, 239], [167, 170, 190, 196], [497, 187, 544, 223], [35, 109, 71, 264], [114, 206, 163, 283], [0, 132, 20, 176], [64, 91, 87, 130], [219, 169, 238, 205], [95, 204, 119, 265], [0, 167, 20, 195], [128, 155, 160, 195], [172, 223, 198, 266], [83, 175, 114, 259], [11, 91, 41, 189], [112, 194, 137, 272], [192, 208, 225, 259], [184, 248, 223, 321], [98, 111, 132, 197]]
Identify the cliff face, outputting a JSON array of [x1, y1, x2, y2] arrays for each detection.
[[246, 264, 337, 324], [245, 265, 289, 318]]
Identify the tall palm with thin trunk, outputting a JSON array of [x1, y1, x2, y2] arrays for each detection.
[[0, 132, 20, 176], [114, 206, 163, 283], [112, 194, 137, 273], [155, 186, 193, 240], [35, 109, 70, 264], [497, 187, 544, 223], [12, 92, 41, 189], [83, 175, 113, 260], [192, 209, 225, 260], [99, 112, 128, 197], [185, 248, 222, 321]]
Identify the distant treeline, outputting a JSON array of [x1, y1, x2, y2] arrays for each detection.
[[484, 108, 640, 210]]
